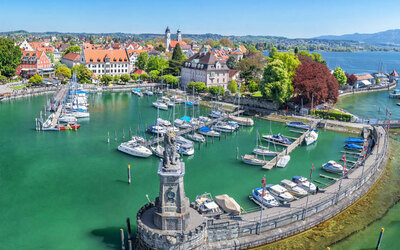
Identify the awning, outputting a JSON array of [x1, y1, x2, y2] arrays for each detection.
[[361, 80, 372, 86]]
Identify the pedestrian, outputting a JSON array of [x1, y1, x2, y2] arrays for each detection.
[[316, 186, 319, 193]]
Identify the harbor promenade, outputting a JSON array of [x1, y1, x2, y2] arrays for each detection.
[[206, 126, 388, 249]]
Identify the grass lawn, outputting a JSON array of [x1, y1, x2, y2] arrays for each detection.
[[252, 91, 262, 97], [10, 85, 27, 90]]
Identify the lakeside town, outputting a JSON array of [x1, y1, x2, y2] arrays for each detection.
[[1, 2, 400, 249]]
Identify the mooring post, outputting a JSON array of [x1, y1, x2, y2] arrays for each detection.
[[129, 127, 132, 138], [126, 218, 132, 241], [120, 228, 126, 250], [212, 136, 214, 144], [236, 147, 239, 160], [376, 228, 384, 249], [198, 142, 200, 150], [107, 131, 110, 143], [128, 240, 133, 250], [123, 128, 125, 140], [206, 135, 208, 147], [128, 164, 131, 184], [115, 130, 117, 141]]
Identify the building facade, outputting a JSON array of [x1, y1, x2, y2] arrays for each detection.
[[80, 49, 130, 77], [180, 48, 230, 89], [16, 50, 51, 77], [61, 52, 81, 68]]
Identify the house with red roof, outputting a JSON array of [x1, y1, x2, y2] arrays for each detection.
[[16, 50, 52, 77], [355, 73, 374, 88], [133, 69, 147, 75], [29, 42, 54, 53], [61, 52, 81, 68], [80, 49, 130, 77]]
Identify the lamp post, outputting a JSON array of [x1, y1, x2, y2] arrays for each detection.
[[303, 165, 314, 220]]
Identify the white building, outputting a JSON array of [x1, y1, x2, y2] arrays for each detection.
[[80, 49, 130, 77], [19, 40, 33, 51]]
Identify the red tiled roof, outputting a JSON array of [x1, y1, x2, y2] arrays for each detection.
[[229, 69, 239, 78], [62, 52, 80, 62], [127, 49, 147, 57], [83, 49, 129, 63], [170, 41, 187, 48], [133, 69, 147, 75], [21, 50, 43, 60], [355, 73, 374, 81], [390, 70, 399, 77]]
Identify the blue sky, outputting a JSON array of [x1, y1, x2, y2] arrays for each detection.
[[1, 0, 399, 38]]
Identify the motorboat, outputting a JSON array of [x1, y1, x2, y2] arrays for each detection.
[[174, 116, 192, 129], [292, 176, 317, 193], [187, 132, 205, 143], [252, 146, 278, 156], [156, 118, 171, 127], [195, 193, 222, 215], [132, 88, 143, 97], [176, 135, 194, 147], [241, 154, 268, 166], [262, 133, 292, 145], [172, 96, 185, 104], [198, 126, 220, 137], [277, 155, 291, 168], [198, 116, 211, 123], [305, 130, 319, 146], [229, 116, 254, 126], [280, 179, 308, 197], [70, 111, 90, 118], [58, 115, 77, 123], [286, 121, 310, 130], [266, 184, 295, 203], [144, 90, 153, 96], [177, 144, 194, 156], [344, 143, 363, 150], [152, 101, 168, 111], [397, 103, 400, 106], [214, 194, 241, 215], [118, 140, 152, 158], [251, 187, 280, 207], [389, 89, 400, 99], [227, 121, 239, 131], [150, 144, 164, 158], [58, 122, 80, 130], [131, 136, 145, 144], [209, 110, 225, 119], [345, 138, 364, 144], [190, 118, 203, 127], [322, 160, 347, 174], [213, 121, 235, 133], [147, 125, 167, 136]]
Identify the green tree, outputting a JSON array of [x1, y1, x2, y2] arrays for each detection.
[[248, 80, 259, 93], [140, 73, 150, 81], [269, 50, 300, 80], [62, 45, 81, 56], [227, 56, 237, 69], [120, 74, 130, 83], [260, 59, 293, 104], [72, 64, 92, 83], [204, 39, 216, 47], [131, 73, 140, 82], [187, 81, 207, 92], [100, 74, 113, 85], [149, 70, 160, 81], [333, 67, 347, 85], [269, 46, 278, 58], [219, 38, 233, 47], [0, 73, 6, 83], [172, 43, 183, 61], [294, 46, 299, 54], [54, 61, 67, 69], [29, 74, 43, 85], [227, 80, 238, 93], [208, 86, 225, 96], [0, 38, 22, 77], [155, 44, 166, 52], [161, 74, 178, 87], [55, 66, 72, 83], [114, 75, 120, 83], [146, 56, 168, 72], [136, 52, 149, 70]]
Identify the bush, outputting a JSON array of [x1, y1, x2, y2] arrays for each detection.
[[187, 81, 207, 92], [29, 74, 43, 84], [312, 109, 351, 122]]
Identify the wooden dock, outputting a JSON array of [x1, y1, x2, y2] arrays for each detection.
[[145, 110, 244, 146], [262, 119, 321, 170]]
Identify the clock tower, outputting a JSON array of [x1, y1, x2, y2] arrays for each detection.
[[153, 131, 190, 230]]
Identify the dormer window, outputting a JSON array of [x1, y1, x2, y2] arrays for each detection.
[[97, 58, 100, 62], [90, 59, 93, 62]]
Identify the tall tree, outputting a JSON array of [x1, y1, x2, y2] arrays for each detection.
[[227, 80, 238, 93], [226, 56, 237, 69], [333, 67, 347, 85], [136, 52, 149, 70], [260, 59, 293, 104], [346, 73, 357, 85], [269, 46, 278, 58], [62, 45, 81, 56], [72, 64, 92, 83], [55, 66, 71, 83], [171, 43, 183, 61], [219, 38, 233, 47], [0, 38, 22, 77], [100, 74, 113, 85], [204, 38, 216, 47]]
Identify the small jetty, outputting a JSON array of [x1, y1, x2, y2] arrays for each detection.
[[145, 110, 244, 146], [262, 119, 320, 170]]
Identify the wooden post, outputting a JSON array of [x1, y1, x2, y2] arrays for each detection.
[[107, 131, 110, 143], [128, 240, 133, 250], [126, 218, 132, 241], [123, 128, 125, 140], [236, 147, 239, 160], [376, 228, 384, 249], [128, 164, 131, 184], [120, 228, 126, 250], [129, 127, 132, 138], [115, 130, 117, 141]]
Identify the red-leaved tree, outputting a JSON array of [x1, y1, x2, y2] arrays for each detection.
[[345, 73, 357, 85], [292, 55, 339, 106]]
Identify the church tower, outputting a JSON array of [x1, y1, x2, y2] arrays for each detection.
[[165, 26, 171, 52], [177, 28, 182, 42]]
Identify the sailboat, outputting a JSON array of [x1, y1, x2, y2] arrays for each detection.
[[241, 154, 268, 166], [252, 130, 278, 156]]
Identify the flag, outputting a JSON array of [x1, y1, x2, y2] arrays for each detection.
[[309, 165, 314, 182], [261, 176, 266, 197], [343, 154, 347, 171]]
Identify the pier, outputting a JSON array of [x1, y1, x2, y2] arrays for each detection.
[[262, 119, 320, 170], [48, 86, 68, 112], [145, 110, 244, 146]]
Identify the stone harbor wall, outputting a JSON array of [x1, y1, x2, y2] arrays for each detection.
[[205, 126, 388, 249], [221, 95, 279, 114]]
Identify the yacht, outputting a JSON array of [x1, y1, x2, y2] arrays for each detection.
[[156, 118, 171, 127], [229, 116, 254, 126], [70, 111, 90, 118], [174, 118, 191, 129], [118, 140, 152, 158], [227, 121, 239, 131], [280, 179, 308, 197], [152, 101, 168, 111], [150, 144, 164, 158], [389, 89, 400, 99], [58, 115, 77, 123], [144, 90, 153, 96], [241, 154, 268, 166], [187, 132, 205, 143], [305, 130, 318, 146], [266, 184, 295, 202], [198, 116, 211, 123], [292, 176, 317, 193], [176, 135, 194, 147], [251, 187, 280, 207], [198, 126, 220, 137], [344, 143, 363, 151], [277, 155, 291, 168], [213, 121, 235, 133], [252, 146, 278, 156], [147, 125, 167, 136], [132, 88, 143, 97], [209, 110, 225, 119], [286, 121, 310, 130], [262, 133, 292, 145], [195, 193, 222, 215], [322, 160, 347, 174], [177, 144, 194, 156]]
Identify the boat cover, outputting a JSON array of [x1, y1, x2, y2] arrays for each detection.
[[345, 138, 363, 144], [180, 116, 191, 122], [134, 88, 141, 92], [345, 143, 363, 149], [199, 126, 211, 132], [215, 194, 241, 215]]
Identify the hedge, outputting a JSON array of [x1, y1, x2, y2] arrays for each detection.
[[312, 109, 351, 122]]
